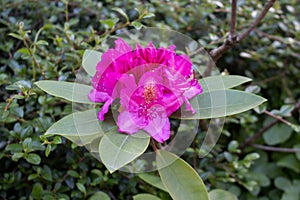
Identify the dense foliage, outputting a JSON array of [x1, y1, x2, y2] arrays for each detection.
[[1, 0, 299, 199]]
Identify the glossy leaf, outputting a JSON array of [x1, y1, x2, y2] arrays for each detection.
[[172, 89, 267, 119], [25, 153, 41, 165], [277, 155, 300, 173], [99, 131, 150, 173], [138, 173, 167, 192], [209, 189, 238, 200], [133, 194, 161, 200], [88, 191, 110, 200], [199, 75, 252, 92], [35, 81, 92, 104], [45, 109, 107, 146], [82, 50, 101, 76], [112, 7, 129, 22], [32, 183, 43, 199], [156, 150, 209, 200], [263, 123, 293, 145]]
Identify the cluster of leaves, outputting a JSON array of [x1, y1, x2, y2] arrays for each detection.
[[0, 0, 299, 199]]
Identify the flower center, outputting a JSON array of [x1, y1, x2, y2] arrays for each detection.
[[143, 84, 156, 103]]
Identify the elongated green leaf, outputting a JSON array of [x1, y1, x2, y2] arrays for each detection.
[[172, 89, 266, 119], [45, 109, 108, 146], [112, 7, 129, 22], [82, 50, 101, 76], [133, 194, 162, 200], [99, 131, 150, 173], [209, 189, 238, 200], [138, 173, 167, 192], [156, 150, 209, 200], [199, 75, 251, 92], [35, 81, 92, 104]]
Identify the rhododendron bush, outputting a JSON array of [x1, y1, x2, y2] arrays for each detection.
[[4, 1, 300, 199], [35, 29, 266, 199]]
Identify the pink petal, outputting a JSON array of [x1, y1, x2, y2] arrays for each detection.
[[183, 96, 196, 114], [143, 105, 170, 143], [117, 111, 140, 134], [174, 54, 192, 77], [97, 97, 113, 121], [184, 79, 203, 99], [88, 89, 110, 102], [115, 38, 132, 53], [144, 115, 170, 143], [118, 74, 138, 110]]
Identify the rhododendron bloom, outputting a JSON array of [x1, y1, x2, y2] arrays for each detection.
[[88, 38, 202, 143]]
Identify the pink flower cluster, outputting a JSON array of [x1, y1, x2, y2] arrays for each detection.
[[88, 38, 202, 143]]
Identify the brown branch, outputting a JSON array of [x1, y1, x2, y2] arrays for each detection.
[[151, 139, 158, 152], [230, 0, 237, 38], [209, 0, 276, 63], [237, 0, 276, 42], [240, 119, 279, 149], [241, 103, 300, 149], [264, 110, 292, 126], [252, 144, 300, 153], [255, 29, 285, 43]]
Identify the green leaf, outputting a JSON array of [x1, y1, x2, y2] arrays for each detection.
[[99, 131, 150, 173], [5, 144, 23, 153], [32, 183, 43, 199], [142, 13, 155, 19], [277, 155, 300, 173], [274, 177, 291, 191], [199, 75, 252, 92], [112, 8, 129, 22], [35, 40, 49, 46], [244, 153, 260, 161], [12, 152, 24, 161], [263, 123, 293, 145], [172, 90, 267, 119], [53, 136, 62, 144], [156, 150, 209, 200], [100, 18, 119, 29], [35, 81, 92, 104], [41, 165, 53, 181], [25, 153, 41, 165], [209, 189, 238, 200], [45, 109, 107, 146], [8, 33, 23, 40], [67, 170, 80, 178], [76, 182, 86, 195], [88, 191, 110, 200], [82, 50, 102, 76], [131, 21, 143, 30], [138, 173, 168, 192], [28, 174, 39, 181], [133, 194, 161, 200]]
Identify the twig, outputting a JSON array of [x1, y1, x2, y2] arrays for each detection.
[[209, 0, 276, 63], [22, 36, 46, 80], [237, 0, 276, 42], [230, 0, 237, 38], [65, 1, 69, 22], [151, 139, 158, 152], [241, 103, 300, 149], [252, 144, 300, 153], [264, 110, 291, 126], [255, 29, 286, 43], [240, 119, 279, 149]]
